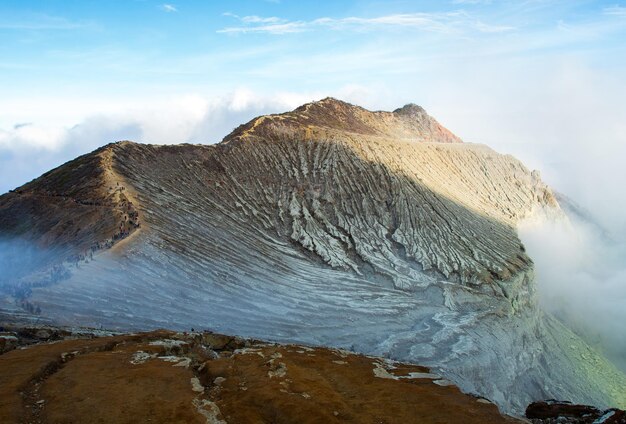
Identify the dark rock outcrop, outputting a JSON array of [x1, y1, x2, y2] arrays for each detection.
[[526, 400, 626, 423]]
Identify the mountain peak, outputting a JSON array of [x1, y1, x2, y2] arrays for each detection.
[[393, 103, 427, 116], [306, 96, 351, 106], [223, 98, 462, 144], [290, 96, 366, 119]]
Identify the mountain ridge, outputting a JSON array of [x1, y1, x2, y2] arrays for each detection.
[[223, 97, 463, 145]]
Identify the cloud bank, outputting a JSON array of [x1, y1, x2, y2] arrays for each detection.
[[0, 90, 321, 194], [519, 211, 626, 373]]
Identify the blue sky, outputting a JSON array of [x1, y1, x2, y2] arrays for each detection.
[[1, 0, 626, 233], [1, 0, 625, 101]]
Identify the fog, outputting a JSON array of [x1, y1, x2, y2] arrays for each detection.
[[0, 238, 54, 298], [427, 61, 626, 373], [0, 239, 34, 285], [519, 209, 626, 373]]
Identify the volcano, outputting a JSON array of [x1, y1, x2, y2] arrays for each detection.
[[1, 98, 624, 414]]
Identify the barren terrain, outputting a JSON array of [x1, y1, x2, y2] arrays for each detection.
[[1, 98, 624, 414]]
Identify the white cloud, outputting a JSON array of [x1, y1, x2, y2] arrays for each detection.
[[0, 124, 65, 150], [474, 21, 515, 33], [160, 4, 178, 13], [218, 21, 306, 34], [219, 11, 514, 35], [603, 5, 626, 16], [0, 90, 320, 193], [241, 15, 284, 24]]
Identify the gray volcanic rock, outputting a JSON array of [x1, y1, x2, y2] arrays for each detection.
[[0, 98, 624, 414]]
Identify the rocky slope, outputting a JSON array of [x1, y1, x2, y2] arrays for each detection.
[[0, 98, 624, 414]]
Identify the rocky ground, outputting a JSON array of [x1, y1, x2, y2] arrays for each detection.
[[2, 325, 623, 423], [0, 325, 523, 424]]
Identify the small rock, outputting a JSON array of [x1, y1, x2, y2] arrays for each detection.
[[35, 329, 51, 340], [190, 377, 205, 393], [0, 334, 18, 354]]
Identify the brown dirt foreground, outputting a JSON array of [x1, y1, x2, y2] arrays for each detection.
[[0, 329, 522, 424]]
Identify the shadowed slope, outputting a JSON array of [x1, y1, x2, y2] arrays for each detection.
[[111, 137, 541, 290]]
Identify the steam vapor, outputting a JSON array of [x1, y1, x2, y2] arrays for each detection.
[[519, 207, 626, 373]]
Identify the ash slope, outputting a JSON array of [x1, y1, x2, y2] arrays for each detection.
[[1, 98, 625, 414]]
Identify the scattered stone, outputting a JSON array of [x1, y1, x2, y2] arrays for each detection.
[[433, 379, 455, 387], [0, 334, 18, 354], [190, 377, 205, 393], [201, 333, 246, 351], [130, 351, 156, 365]]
